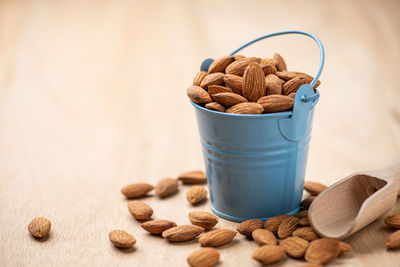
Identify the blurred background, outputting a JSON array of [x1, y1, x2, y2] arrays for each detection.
[[1, 0, 400, 266]]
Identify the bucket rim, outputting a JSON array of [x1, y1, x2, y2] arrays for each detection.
[[191, 101, 293, 119]]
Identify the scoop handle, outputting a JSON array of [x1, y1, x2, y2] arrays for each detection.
[[378, 158, 400, 195]]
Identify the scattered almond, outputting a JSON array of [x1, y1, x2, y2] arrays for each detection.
[[199, 229, 237, 247], [257, 95, 294, 113], [296, 210, 309, 218], [243, 62, 265, 102], [236, 219, 263, 237], [205, 102, 226, 112], [188, 211, 219, 229], [208, 56, 235, 73], [127, 200, 153, 220], [226, 102, 264, 114], [188, 247, 220, 267], [155, 178, 179, 198], [223, 74, 244, 95], [141, 220, 177, 234], [225, 57, 261, 76], [301, 197, 315, 209], [121, 182, 154, 199], [260, 58, 275, 66], [339, 241, 353, 254], [292, 227, 320, 241], [193, 71, 207, 86], [386, 229, 400, 249], [234, 54, 246, 60], [277, 216, 299, 239], [385, 214, 400, 228], [162, 225, 205, 242], [187, 86, 212, 104], [177, 170, 207, 184], [186, 186, 207, 204], [300, 264, 323, 267], [304, 181, 327, 196], [252, 245, 286, 265], [108, 230, 136, 248], [200, 72, 225, 89], [280, 236, 309, 258], [263, 215, 292, 233], [252, 229, 277, 246], [28, 217, 51, 238], [305, 238, 341, 265], [299, 216, 310, 226], [212, 92, 248, 107], [274, 53, 287, 72]]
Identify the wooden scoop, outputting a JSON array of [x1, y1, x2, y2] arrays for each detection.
[[309, 159, 400, 240]]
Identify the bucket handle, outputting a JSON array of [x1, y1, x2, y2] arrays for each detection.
[[229, 30, 324, 90]]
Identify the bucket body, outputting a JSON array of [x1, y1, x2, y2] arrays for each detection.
[[192, 85, 317, 222]]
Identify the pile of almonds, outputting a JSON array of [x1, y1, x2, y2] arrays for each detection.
[[27, 175, 400, 267], [187, 54, 321, 114]]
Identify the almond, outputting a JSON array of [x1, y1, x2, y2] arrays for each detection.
[[305, 238, 341, 265], [276, 71, 321, 89], [141, 220, 177, 234], [205, 102, 225, 112], [236, 219, 263, 237], [301, 197, 315, 209], [260, 58, 275, 66], [187, 86, 212, 104], [385, 214, 400, 228], [252, 229, 277, 246], [187, 247, 220, 267], [296, 210, 309, 218], [193, 71, 208, 86], [274, 53, 287, 71], [162, 225, 205, 242], [28, 217, 51, 238], [243, 62, 266, 102], [304, 181, 327, 196], [127, 200, 153, 220], [280, 236, 309, 258], [178, 170, 207, 184], [265, 74, 282, 95], [108, 230, 136, 248], [155, 178, 179, 198], [208, 56, 234, 73], [226, 102, 264, 114], [212, 92, 248, 107], [277, 216, 299, 239], [386, 229, 400, 249], [199, 229, 237, 247], [252, 245, 286, 265], [261, 64, 277, 75], [223, 74, 243, 95], [225, 57, 261, 76], [338, 241, 353, 254], [234, 54, 245, 60], [298, 217, 310, 226], [186, 186, 207, 204], [283, 76, 308, 95], [208, 85, 232, 95], [121, 183, 154, 199], [200, 72, 225, 89], [292, 227, 320, 241], [257, 95, 294, 113], [263, 215, 292, 233], [288, 92, 296, 99], [188, 211, 218, 229], [300, 264, 323, 267]]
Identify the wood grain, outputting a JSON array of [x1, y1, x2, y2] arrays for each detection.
[[0, 0, 399, 266]]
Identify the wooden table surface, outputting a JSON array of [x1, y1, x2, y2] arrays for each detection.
[[1, 0, 400, 266]]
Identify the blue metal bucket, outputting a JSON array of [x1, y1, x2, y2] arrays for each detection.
[[192, 30, 325, 222]]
